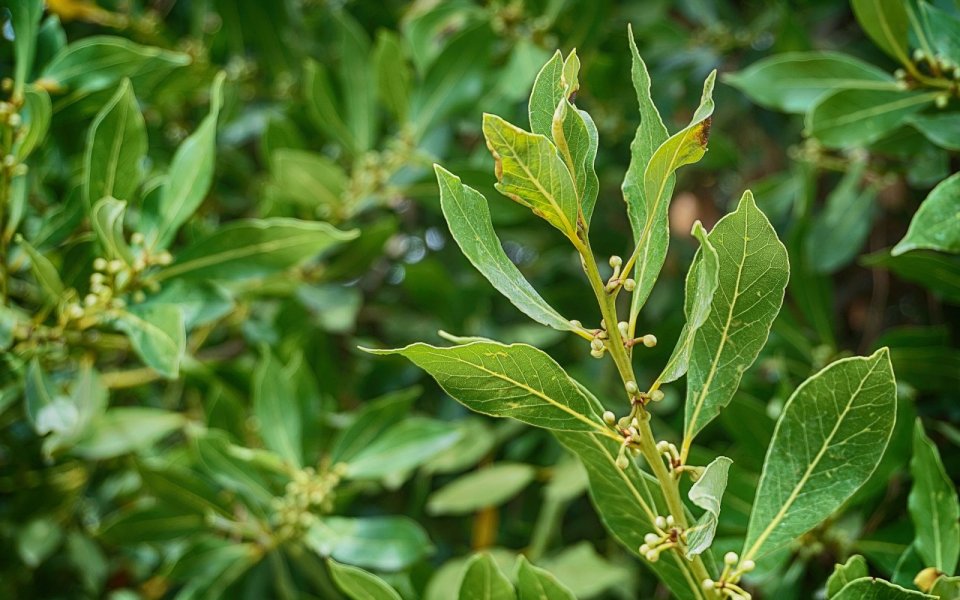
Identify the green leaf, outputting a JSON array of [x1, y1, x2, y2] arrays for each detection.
[[328, 559, 402, 600], [930, 575, 960, 599], [15, 235, 63, 301], [139, 280, 235, 330], [892, 172, 960, 256], [909, 420, 960, 574], [851, 0, 911, 64], [539, 543, 633, 599], [373, 30, 412, 122], [918, 2, 960, 66], [304, 59, 357, 153], [807, 89, 938, 149], [683, 191, 789, 451], [13, 87, 52, 161], [192, 431, 273, 505], [742, 349, 897, 561], [145, 72, 225, 250], [83, 79, 146, 207], [342, 416, 461, 480], [427, 463, 536, 515], [725, 52, 895, 114], [91, 197, 134, 264], [806, 157, 877, 273], [113, 304, 185, 378], [909, 113, 960, 151], [74, 407, 187, 460], [24, 359, 64, 436], [655, 220, 720, 386], [834, 577, 935, 600], [459, 553, 516, 600], [329, 387, 420, 464], [334, 12, 377, 153], [42, 364, 108, 458], [305, 516, 432, 571], [515, 556, 575, 600], [685, 455, 732, 558], [167, 537, 262, 600], [8, 0, 43, 101], [156, 218, 357, 282], [252, 349, 302, 467], [435, 166, 576, 333], [41, 35, 191, 95], [528, 51, 565, 138], [268, 148, 347, 213], [17, 518, 62, 568], [827, 555, 870, 598], [863, 250, 960, 304], [99, 504, 204, 544], [137, 463, 233, 518], [365, 341, 607, 433], [482, 113, 579, 241], [628, 69, 716, 319]]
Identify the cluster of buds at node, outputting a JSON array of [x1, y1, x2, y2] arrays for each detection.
[[702, 552, 756, 599], [911, 49, 960, 80], [639, 515, 681, 562], [271, 465, 343, 540], [588, 322, 608, 358], [604, 255, 636, 293], [603, 410, 644, 469], [656, 440, 683, 472]]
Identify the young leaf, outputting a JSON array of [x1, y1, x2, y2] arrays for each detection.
[[918, 2, 960, 66], [930, 575, 960, 599], [145, 71, 225, 250], [628, 69, 716, 319], [73, 407, 187, 460], [516, 556, 575, 600], [328, 559, 402, 600], [742, 349, 897, 561], [112, 304, 185, 378], [342, 416, 461, 480], [304, 59, 357, 153], [850, 0, 911, 65], [305, 516, 432, 571], [528, 51, 565, 138], [482, 113, 579, 241], [892, 172, 960, 256], [373, 30, 412, 122], [426, 463, 536, 515], [156, 218, 357, 282], [8, 0, 43, 101], [91, 197, 134, 264], [15, 235, 64, 301], [725, 52, 896, 114], [334, 12, 377, 154], [833, 577, 935, 600], [435, 166, 577, 333], [459, 553, 516, 600], [365, 341, 608, 433], [806, 89, 938, 149], [827, 555, 870, 598], [682, 191, 788, 453], [83, 79, 146, 207], [13, 88, 52, 161], [806, 157, 877, 273], [252, 350, 302, 468], [655, 220, 720, 386], [99, 504, 203, 544], [909, 420, 960, 574], [685, 455, 732, 558]]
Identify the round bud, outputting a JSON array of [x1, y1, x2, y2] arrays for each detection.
[[133, 290, 146, 303], [650, 389, 665, 402], [609, 255, 622, 268], [90, 282, 105, 294], [84, 294, 98, 307], [655, 516, 667, 530], [591, 338, 604, 351], [913, 48, 925, 62], [569, 319, 582, 328], [7, 113, 21, 128], [67, 304, 84, 320], [2, 155, 14, 168], [936, 94, 949, 109], [590, 348, 604, 359], [602, 411, 616, 425], [107, 259, 123, 273], [93, 257, 108, 271], [639, 544, 650, 554], [158, 251, 173, 265], [112, 298, 126, 309], [625, 380, 638, 394], [666, 515, 675, 527], [599, 319, 606, 330], [894, 68, 906, 79], [617, 321, 629, 337], [644, 533, 660, 545], [615, 454, 629, 470], [131, 232, 145, 245], [642, 334, 657, 348], [656, 440, 669, 453], [646, 550, 659, 563], [724, 551, 739, 565], [133, 258, 146, 271], [702, 579, 715, 590], [622, 278, 636, 291]]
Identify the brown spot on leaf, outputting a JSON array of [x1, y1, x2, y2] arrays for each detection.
[[697, 116, 712, 148]]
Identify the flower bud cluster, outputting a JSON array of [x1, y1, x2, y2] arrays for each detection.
[[701, 552, 756, 599], [639, 515, 679, 562], [603, 255, 637, 293], [271, 465, 344, 540]]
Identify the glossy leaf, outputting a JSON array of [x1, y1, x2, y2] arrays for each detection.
[[83, 79, 145, 207], [365, 341, 607, 433], [435, 166, 576, 333], [930, 575, 960, 599], [304, 58, 357, 152], [807, 89, 938, 149], [628, 69, 716, 319], [13, 88, 52, 161], [268, 148, 346, 212], [851, 0, 911, 64], [919, 2, 960, 66], [515, 556, 575, 600], [334, 12, 377, 153], [863, 250, 960, 304], [909, 113, 960, 151], [25, 359, 65, 436], [482, 113, 579, 241], [16, 235, 63, 301], [743, 349, 897, 561], [459, 553, 516, 600], [328, 559, 402, 600], [373, 30, 411, 122], [827, 555, 870, 598], [528, 51, 565, 138], [427, 463, 536, 515], [909, 420, 960, 574], [305, 516, 432, 571], [329, 387, 420, 464], [113, 304, 185, 378], [834, 577, 934, 600], [74, 407, 187, 460], [685, 455, 732, 558], [725, 52, 895, 114], [342, 416, 461, 480], [8, 0, 42, 101], [157, 218, 357, 282], [99, 504, 203, 543], [683, 191, 789, 451], [806, 157, 877, 273], [252, 350, 302, 467], [167, 537, 262, 600], [892, 172, 960, 256], [655, 220, 720, 386], [91, 197, 134, 264]]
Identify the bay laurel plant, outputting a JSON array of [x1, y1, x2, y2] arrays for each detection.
[[368, 31, 915, 600]]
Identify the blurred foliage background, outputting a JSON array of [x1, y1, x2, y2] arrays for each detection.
[[0, 0, 957, 598]]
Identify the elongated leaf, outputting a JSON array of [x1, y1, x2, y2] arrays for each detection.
[[334, 12, 377, 154], [482, 114, 579, 241], [909, 113, 960, 151], [863, 250, 960, 304], [42, 364, 107, 458], [91, 197, 134, 264], [516, 556, 575, 600], [725, 52, 896, 114], [827, 555, 870, 598], [628, 69, 716, 319], [851, 0, 911, 64], [328, 559, 402, 600], [252, 350, 302, 467], [807, 89, 938, 149], [113, 304, 185, 378], [146, 72, 225, 249], [834, 577, 934, 600], [14, 88, 52, 161], [435, 166, 576, 333], [304, 59, 357, 152], [459, 553, 516, 600], [742, 349, 896, 561], [806, 157, 877, 273], [373, 30, 411, 122], [74, 407, 186, 460], [528, 51, 565, 138], [24, 359, 63, 435], [168, 537, 262, 600], [343, 417, 460, 480], [365, 341, 607, 433], [16, 235, 63, 300], [909, 420, 960, 574], [83, 79, 145, 207], [269, 148, 347, 212], [683, 191, 788, 451], [892, 172, 960, 256], [930, 575, 960, 599], [138, 463, 233, 518], [157, 218, 357, 281], [685, 456, 732, 558], [99, 504, 203, 543], [655, 220, 720, 386], [8, 0, 42, 101], [427, 463, 536, 515], [305, 516, 431, 571]]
